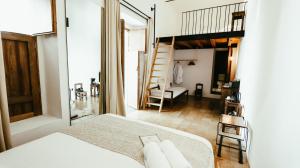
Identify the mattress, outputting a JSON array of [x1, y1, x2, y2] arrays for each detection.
[[0, 133, 143, 168], [151, 87, 187, 99]]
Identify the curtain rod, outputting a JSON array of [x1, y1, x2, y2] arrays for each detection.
[[120, 0, 151, 20]]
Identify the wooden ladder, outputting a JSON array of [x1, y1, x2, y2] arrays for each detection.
[[143, 37, 175, 112]]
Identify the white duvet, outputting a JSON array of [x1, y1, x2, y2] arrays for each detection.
[[0, 133, 144, 168]]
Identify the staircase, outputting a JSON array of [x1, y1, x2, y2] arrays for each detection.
[[143, 36, 175, 112]]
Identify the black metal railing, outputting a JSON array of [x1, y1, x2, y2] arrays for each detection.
[[181, 2, 247, 36]]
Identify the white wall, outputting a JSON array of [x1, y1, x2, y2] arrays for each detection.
[[156, 0, 246, 37], [0, 0, 52, 35], [236, 0, 300, 167], [174, 49, 220, 99], [66, 0, 101, 97], [121, 7, 147, 29], [37, 35, 62, 118], [125, 0, 245, 37]]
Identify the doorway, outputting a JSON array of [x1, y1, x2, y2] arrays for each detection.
[[66, 0, 103, 124], [211, 49, 229, 94], [121, 9, 147, 112]]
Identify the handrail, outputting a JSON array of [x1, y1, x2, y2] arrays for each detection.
[[181, 2, 247, 36]]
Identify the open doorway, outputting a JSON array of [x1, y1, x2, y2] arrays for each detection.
[[66, 0, 103, 124], [211, 49, 230, 94], [121, 8, 147, 112]]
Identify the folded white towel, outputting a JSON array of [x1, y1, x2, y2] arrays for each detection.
[[160, 140, 192, 168], [143, 142, 171, 168]]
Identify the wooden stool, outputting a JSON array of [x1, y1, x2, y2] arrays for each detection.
[[231, 11, 246, 31]]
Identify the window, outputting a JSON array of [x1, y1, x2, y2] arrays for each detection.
[[0, 0, 56, 35]]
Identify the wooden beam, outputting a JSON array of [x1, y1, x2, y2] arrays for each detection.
[[193, 40, 204, 48], [175, 41, 193, 49], [210, 39, 216, 48], [228, 38, 240, 46], [159, 31, 245, 43]]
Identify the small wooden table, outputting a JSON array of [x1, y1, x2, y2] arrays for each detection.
[[216, 114, 248, 164]]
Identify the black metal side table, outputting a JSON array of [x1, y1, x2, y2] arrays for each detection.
[[216, 114, 248, 164]]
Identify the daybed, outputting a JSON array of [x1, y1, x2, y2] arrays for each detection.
[[151, 86, 189, 105]]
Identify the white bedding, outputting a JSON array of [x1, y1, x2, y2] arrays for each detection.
[[0, 115, 214, 168], [118, 114, 213, 151], [0, 133, 144, 168], [151, 87, 187, 99]]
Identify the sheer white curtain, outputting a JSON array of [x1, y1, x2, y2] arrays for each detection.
[[139, 19, 154, 108], [105, 0, 126, 116], [0, 35, 12, 152]]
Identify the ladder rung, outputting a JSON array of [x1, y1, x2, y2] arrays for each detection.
[[147, 103, 161, 107], [159, 44, 171, 48], [151, 76, 162, 78], [154, 64, 166, 66], [157, 51, 168, 53], [147, 87, 159, 91], [149, 96, 162, 99], [156, 57, 168, 59], [153, 70, 162, 72]]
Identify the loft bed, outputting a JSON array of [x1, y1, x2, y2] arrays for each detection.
[[151, 86, 189, 105], [158, 2, 247, 50], [146, 2, 247, 110], [143, 2, 247, 112]]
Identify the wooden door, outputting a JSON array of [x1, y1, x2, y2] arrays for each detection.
[[1, 32, 42, 122]]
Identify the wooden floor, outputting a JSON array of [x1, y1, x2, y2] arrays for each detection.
[[71, 96, 99, 124], [127, 97, 249, 168]]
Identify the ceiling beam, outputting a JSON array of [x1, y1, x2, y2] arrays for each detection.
[[175, 41, 193, 49], [194, 40, 204, 48], [210, 39, 216, 48]]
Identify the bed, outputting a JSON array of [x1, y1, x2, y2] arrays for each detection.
[[151, 87, 189, 105], [0, 114, 214, 168]]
